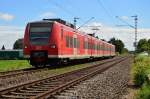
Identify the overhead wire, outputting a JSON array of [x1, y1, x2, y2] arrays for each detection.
[[48, 0, 75, 17], [96, 0, 116, 25]]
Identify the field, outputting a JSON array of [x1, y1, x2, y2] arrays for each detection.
[[0, 59, 95, 73], [0, 60, 31, 72]]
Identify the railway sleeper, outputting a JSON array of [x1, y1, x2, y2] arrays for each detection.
[[1, 94, 28, 99], [42, 82, 60, 84], [31, 85, 51, 89], [36, 86, 56, 90], [19, 89, 43, 93], [34, 84, 59, 88], [54, 95, 71, 99], [10, 92, 37, 96], [59, 92, 75, 96], [25, 87, 48, 91], [64, 90, 76, 93]]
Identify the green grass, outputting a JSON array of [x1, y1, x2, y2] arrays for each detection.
[[0, 60, 31, 72], [131, 55, 150, 99], [48, 64, 90, 74], [136, 83, 150, 99], [0, 59, 99, 74], [131, 56, 150, 86]]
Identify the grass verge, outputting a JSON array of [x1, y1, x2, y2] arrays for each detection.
[[0, 60, 31, 72], [46, 63, 93, 75], [131, 55, 150, 99]]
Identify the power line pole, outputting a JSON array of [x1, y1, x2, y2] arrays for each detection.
[[74, 17, 79, 29], [116, 15, 138, 55], [132, 15, 138, 54]]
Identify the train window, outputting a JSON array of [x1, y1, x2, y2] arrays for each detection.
[[29, 23, 52, 45], [102, 44, 105, 50], [70, 37, 73, 48], [97, 44, 99, 50], [86, 42, 88, 49], [87, 42, 88, 49], [93, 44, 95, 50], [84, 41, 88, 49], [83, 41, 85, 49], [77, 39, 80, 48], [100, 44, 102, 50], [74, 38, 77, 48], [66, 36, 69, 47], [61, 28, 63, 39]]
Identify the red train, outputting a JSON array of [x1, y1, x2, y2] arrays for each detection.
[[23, 19, 115, 67]]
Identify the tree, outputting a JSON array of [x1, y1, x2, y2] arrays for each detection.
[[13, 38, 23, 49], [108, 37, 125, 54], [122, 48, 128, 54], [1, 45, 5, 50], [147, 39, 150, 54], [137, 39, 148, 53]]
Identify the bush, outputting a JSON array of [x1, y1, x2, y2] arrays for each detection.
[[136, 83, 150, 99], [132, 56, 150, 98], [132, 56, 150, 86], [132, 62, 147, 86]]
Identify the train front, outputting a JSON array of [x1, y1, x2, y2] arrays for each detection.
[[23, 21, 57, 67]]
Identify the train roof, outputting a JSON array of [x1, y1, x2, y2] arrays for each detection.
[[29, 19, 115, 47], [29, 18, 75, 29]]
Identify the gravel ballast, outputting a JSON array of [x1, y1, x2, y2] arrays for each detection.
[[55, 58, 132, 99]]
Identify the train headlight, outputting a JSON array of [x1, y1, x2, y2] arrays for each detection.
[[24, 45, 27, 48], [51, 44, 56, 48]]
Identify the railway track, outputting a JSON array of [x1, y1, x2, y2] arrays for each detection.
[[0, 57, 119, 80], [0, 67, 49, 79], [0, 56, 128, 99]]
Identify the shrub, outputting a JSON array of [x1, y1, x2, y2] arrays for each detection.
[[136, 83, 150, 99], [132, 56, 150, 86], [132, 62, 147, 86]]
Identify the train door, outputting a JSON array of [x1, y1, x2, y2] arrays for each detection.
[[73, 33, 77, 58], [102, 42, 105, 56], [85, 37, 88, 56], [60, 26, 63, 55]]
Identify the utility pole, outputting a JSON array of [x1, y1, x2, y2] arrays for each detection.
[[74, 17, 79, 29], [132, 15, 138, 54], [116, 15, 138, 55]]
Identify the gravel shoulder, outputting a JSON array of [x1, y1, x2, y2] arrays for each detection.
[[55, 57, 132, 99]]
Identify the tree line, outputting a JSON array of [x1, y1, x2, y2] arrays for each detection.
[[137, 39, 150, 54]]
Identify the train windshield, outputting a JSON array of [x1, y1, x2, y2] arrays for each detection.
[[29, 22, 52, 45]]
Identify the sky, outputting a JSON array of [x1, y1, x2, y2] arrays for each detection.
[[0, 0, 150, 50]]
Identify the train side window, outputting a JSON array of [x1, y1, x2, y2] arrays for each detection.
[[74, 38, 77, 48], [84, 40, 88, 49], [83, 41, 85, 49], [70, 37, 73, 48], [66, 36, 69, 47], [77, 39, 80, 48], [86, 41, 88, 49], [103, 44, 105, 50], [61, 28, 63, 39]]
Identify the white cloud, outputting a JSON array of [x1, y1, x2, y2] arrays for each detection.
[[120, 16, 129, 20], [39, 12, 55, 19], [0, 26, 24, 49], [79, 22, 150, 51], [0, 12, 14, 21]]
